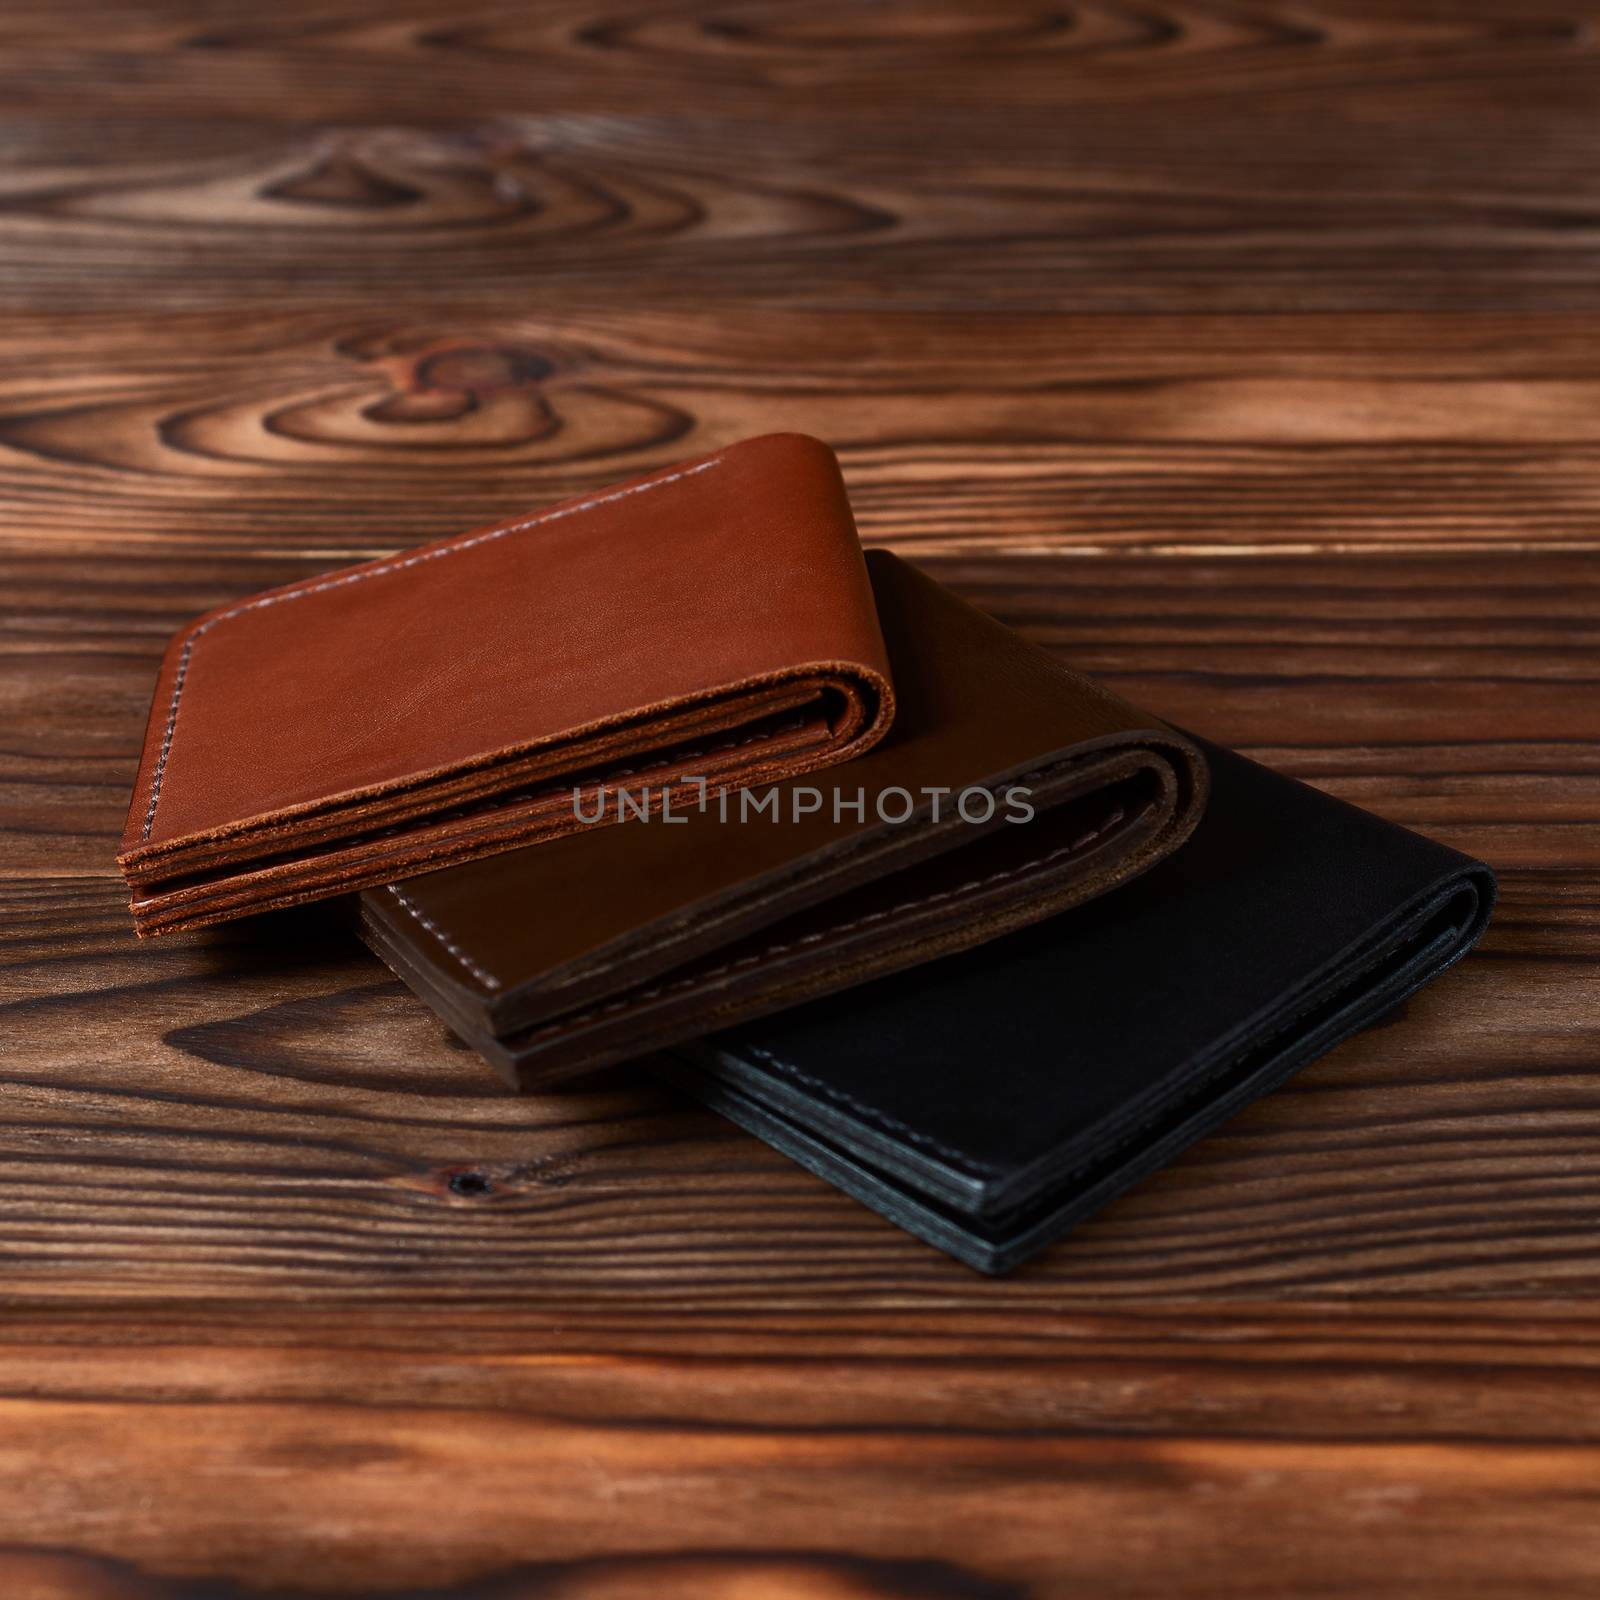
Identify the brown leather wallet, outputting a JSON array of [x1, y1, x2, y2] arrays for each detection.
[[358, 553, 1208, 1089], [119, 434, 893, 936]]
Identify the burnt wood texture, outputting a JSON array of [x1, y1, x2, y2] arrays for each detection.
[[1, 2, 1599, 1595]]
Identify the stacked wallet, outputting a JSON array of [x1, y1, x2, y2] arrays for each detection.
[[119, 433, 892, 935], [668, 742, 1493, 1272], [124, 432, 1496, 1273]]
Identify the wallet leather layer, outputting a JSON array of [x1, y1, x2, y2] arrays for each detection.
[[668, 740, 1496, 1274], [358, 553, 1207, 1088], [119, 433, 893, 936]]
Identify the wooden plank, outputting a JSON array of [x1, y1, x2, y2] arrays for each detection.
[[0, 1304, 1593, 1595], [0, 1406, 1591, 1597], [0, 4, 1598, 312], [7, 310, 1600, 555]]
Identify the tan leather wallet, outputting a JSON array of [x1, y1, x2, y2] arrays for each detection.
[[119, 434, 893, 936], [359, 554, 1208, 1089]]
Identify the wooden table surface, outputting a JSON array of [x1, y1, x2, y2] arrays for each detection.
[[3, 3, 1599, 1594]]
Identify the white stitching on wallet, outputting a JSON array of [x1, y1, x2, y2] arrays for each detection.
[[739, 1044, 994, 1171], [387, 885, 502, 990], [138, 457, 722, 843]]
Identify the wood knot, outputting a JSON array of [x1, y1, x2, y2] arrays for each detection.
[[364, 341, 557, 424], [416, 344, 554, 394], [261, 151, 424, 210], [446, 1168, 495, 1199]]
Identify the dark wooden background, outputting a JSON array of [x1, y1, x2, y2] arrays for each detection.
[[3, 2, 1599, 1594]]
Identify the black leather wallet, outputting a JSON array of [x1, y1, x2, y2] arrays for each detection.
[[666, 741, 1495, 1273]]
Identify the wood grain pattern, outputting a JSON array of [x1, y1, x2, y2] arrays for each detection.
[[2, 2, 1599, 1595], [3, 2, 1600, 314]]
